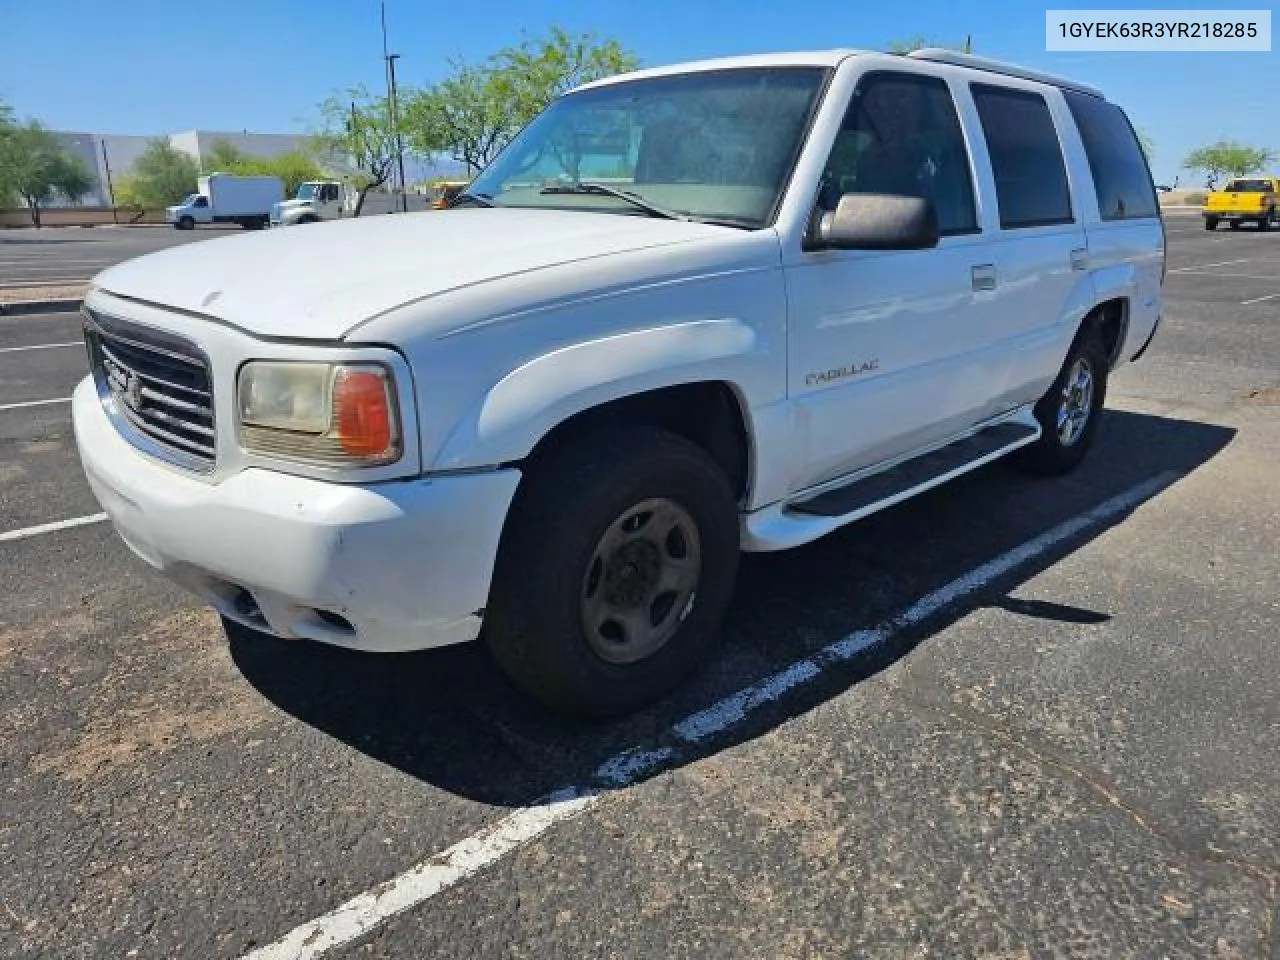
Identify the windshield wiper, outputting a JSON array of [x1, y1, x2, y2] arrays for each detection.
[[539, 182, 689, 221], [452, 191, 494, 208]]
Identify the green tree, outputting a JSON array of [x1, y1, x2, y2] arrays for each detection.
[[314, 87, 401, 215], [203, 138, 325, 196], [205, 137, 250, 171], [1183, 140, 1276, 187], [403, 64, 513, 174], [114, 139, 200, 210], [0, 98, 15, 206], [404, 27, 638, 175], [0, 121, 93, 226], [1135, 128, 1155, 165]]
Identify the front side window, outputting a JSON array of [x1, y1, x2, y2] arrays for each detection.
[[468, 67, 829, 228], [816, 71, 978, 235], [193, 196, 208, 208], [1064, 91, 1158, 220], [971, 84, 1073, 228]]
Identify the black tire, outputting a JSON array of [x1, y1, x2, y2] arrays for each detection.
[[1204, 217, 1218, 231], [1230, 220, 1241, 230], [486, 425, 740, 717], [1259, 215, 1271, 232], [177, 215, 195, 231], [296, 214, 320, 225], [1012, 324, 1109, 476]]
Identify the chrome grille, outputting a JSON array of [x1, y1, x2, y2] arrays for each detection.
[[84, 310, 216, 471]]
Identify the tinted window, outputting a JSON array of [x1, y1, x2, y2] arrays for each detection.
[[1064, 91, 1158, 220], [1225, 179, 1272, 193], [971, 84, 1072, 228], [818, 72, 978, 235]]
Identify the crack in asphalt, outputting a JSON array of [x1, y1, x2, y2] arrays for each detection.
[[901, 684, 1280, 908]]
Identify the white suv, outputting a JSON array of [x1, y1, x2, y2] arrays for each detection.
[[73, 49, 1164, 715]]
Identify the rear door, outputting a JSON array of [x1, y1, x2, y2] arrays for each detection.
[[1060, 90, 1164, 359], [960, 81, 1091, 407]]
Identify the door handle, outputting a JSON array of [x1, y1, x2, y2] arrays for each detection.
[[1070, 248, 1089, 271], [971, 264, 997, 291]]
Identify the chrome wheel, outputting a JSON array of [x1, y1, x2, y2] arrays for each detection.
[[1057, 357, 1094, 446], [580, 498, 702, 665]]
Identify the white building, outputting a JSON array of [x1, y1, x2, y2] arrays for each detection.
[[50, 130, 319, 207]]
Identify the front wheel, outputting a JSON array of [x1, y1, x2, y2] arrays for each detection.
[[1204, 216, 1219, 231], [486, 426, 740, 716], [1012, 325, 1109, 476], [177, 215, 195, 231]]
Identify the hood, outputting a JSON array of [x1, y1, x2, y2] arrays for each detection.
[[276, 197, 312, 209], [93, 209, 730, 340]]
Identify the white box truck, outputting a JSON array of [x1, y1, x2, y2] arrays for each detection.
[[166, 174, 285, 230]]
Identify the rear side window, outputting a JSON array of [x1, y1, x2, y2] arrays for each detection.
[[818, 71, 978, 235], [1064, 91, 1158, 220], [971, 84, 1073, 228]]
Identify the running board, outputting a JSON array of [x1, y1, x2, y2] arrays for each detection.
[[791, 421, 1038, 517], [741, 412, 1041, 552]]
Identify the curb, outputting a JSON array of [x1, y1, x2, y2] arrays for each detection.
[[0, 298, 83, 316]]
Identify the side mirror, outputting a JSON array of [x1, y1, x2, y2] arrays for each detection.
[[810, 193, 939, 251]]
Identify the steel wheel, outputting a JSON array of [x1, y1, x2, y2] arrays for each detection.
[[1057, 357, 1095, 447], [580, 497, 702, 665]]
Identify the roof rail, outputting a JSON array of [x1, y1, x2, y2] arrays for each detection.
[[906, 48, 1105, 99]]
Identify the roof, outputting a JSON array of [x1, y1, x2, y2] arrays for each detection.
[[570, 48, 1105, 100], [571, 50, 864, 92]]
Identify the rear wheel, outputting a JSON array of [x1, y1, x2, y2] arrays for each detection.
[[486, 426, 740, 716], [1013, 324, 1109, 476]]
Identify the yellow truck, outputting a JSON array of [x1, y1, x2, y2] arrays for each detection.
[[1203, 176, 1280, 231]]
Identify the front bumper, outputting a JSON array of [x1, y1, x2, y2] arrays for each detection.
[[73, 377, 521, 652]]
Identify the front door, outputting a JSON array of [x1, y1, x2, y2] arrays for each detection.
[[783, 68, 997, 493]]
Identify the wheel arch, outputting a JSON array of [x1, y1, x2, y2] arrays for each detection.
[[432, 319, 764, 504]]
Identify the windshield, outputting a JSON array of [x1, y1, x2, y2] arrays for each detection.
[[1226, 179, 1272, 193], [180, 194, 199, 206], [468, 66, 829, 227], [295, 183, 319, 201]]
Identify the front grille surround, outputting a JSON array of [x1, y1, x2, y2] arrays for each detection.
[[84, 309, 217, 473]]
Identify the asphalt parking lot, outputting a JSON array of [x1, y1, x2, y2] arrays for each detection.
[[2, 211, 1278, 959], [0, 225, 238, 288]]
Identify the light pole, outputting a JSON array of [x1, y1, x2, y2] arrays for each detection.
[[380, 2, 408, 213], [387, 54, 408, 213]]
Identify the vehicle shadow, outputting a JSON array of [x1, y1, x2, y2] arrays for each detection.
[[228, 409, 1234, 807]]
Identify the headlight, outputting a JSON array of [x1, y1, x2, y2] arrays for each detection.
[[237, 361, 401, 466]]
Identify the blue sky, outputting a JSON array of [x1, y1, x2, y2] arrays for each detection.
[[2, 0, 1276, 185]]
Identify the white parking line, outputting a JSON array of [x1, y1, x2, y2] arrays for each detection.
[[0, 513, 108, 543], [1167, 258, 1250, 272], [243, 469, 1179, 960], [0, 397, 72, 412], [0, 342, 81, 354], [1241, 292, 1280, 305]]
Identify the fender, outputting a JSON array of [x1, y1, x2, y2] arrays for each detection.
[[433, 318, 761, 470]]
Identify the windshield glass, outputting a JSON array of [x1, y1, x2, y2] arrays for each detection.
[[296, 183, 319, 200], [1226, 179, 1271, 192], [468, 67, 829, 227], [180, 194, 199, 206]]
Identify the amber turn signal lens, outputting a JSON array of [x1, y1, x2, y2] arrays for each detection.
[[333, 368, 394, 457]]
